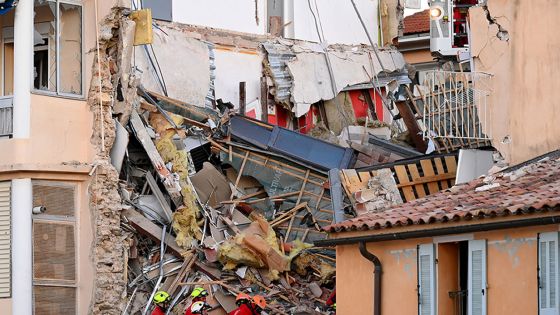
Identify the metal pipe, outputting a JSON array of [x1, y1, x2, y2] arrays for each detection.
[[142, 225, 167, 315], [359, 242, 381, 315], [315, 214, 560, 247]]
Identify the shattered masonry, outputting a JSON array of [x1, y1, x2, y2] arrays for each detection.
[[88, 8, 128, 314], [82, 3, 470, 315]]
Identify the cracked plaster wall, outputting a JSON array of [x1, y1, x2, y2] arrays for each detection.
[[470, 1, 560, 164]]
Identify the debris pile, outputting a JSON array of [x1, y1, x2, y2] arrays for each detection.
[[118, 89, 344, 314]]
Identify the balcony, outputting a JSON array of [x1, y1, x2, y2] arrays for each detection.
[[418, 71, 493, 152], [0, 96, 12, 137]]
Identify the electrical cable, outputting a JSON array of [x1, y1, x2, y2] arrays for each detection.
[[148, 44, 168, 95], [306, 0, 353, 135], [94, 0, 105, 151], [350, 0, 402, 130], [132, 0, 168, 96]]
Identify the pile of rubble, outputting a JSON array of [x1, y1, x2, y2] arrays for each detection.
[[117, 88, 343, 314]]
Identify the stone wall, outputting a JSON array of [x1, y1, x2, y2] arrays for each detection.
[[87, 9, 128, 314]]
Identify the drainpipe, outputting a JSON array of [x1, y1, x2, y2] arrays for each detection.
[[13, 0, 33, 139], [283, 0, 295, 38], [359, 242, 381, 315], [11, 178, 33, 315]]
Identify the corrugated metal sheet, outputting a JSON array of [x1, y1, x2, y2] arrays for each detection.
[[263, 43, 295, 103], [205, 42, 216, 109], [0, 97, 13, 137], [0, 181, 10, 298]]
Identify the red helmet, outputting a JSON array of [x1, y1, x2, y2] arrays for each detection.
[[252, 295, 266, 310], [235, 292, 251, 306]]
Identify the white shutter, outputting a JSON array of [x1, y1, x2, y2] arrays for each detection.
[[468, 240, 487, 315], [418, 244, 436, 315], [539, 232, 559, 315], [0, 181, 10, 298]]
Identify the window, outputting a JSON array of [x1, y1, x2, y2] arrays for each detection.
[[0, 181, 11, 298], [539, 232, 560, 315], [33, 0, 83, 96], [418, 240, 487, 315], [32, 181, 77, 314]]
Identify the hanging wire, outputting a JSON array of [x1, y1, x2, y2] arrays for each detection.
[[132, 0, 168, 96], [306, 0, 353, 135]]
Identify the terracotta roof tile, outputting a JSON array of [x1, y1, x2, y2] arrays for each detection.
[[326, 153, 560, 233], [403, 9, 430, 35]]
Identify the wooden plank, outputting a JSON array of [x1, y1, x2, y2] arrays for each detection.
[[394, 165, 415, 201], [397, 172, 456, 188], [395, 99, 427, 152], [444, 156, 458, 186], [444, 156, 457, 173], [434, 158, 449, 189], [407, 164, 426, 198], [419, 160, 440, 194], [286, 172, 309, 242], [124, 209, 222, 281], [129, 110, 183, 206], [342, 169, 366, 194], [239, 82, 246, 115], [145, 172, 174, 223], [123, 209, 185, 257], [260, 76, 268, 122], [229, 151, 250, 199], [358, 171, 372, 184]]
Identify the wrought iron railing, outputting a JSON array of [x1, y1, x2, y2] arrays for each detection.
[[419, 71, 492, 152], [449, 290, 468, 315]]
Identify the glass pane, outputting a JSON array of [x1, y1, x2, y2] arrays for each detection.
[[59, 3, 82, 94], [33, 1, 57, 92], [34, 286, 76, 315], [33, 222, 76, 281]]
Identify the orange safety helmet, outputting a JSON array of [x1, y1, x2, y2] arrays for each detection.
[[235, 292, 251, 306], [252, 295, 266, 310]]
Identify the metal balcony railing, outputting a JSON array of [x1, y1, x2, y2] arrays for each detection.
[[0, 96, 13, 137], [419, 71, 492, 152], [449, 290, 467, 315]]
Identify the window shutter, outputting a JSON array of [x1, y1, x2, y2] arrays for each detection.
[[418, 244, 435, 315], [468, 240, 487, 315], [539, 232, 559, 315], [0, 181, 10, 298]]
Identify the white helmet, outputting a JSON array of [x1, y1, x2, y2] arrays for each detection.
[[190, 301, 206, 314]]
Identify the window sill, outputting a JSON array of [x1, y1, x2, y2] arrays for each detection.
[[31, 90, 86, 101]]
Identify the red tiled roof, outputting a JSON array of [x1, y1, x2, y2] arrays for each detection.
[[403, 9, 430, 35], [326, 153, 560, 233]]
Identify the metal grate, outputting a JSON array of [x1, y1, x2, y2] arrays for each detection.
[[32, 183, 75, 217], [32, 181, 77, 314], [34, 285, 76, 315], [33, 221, 76, 282], [419, 71, 492, 152]]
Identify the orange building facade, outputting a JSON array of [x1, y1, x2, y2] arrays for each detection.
[[321, 154, 560, 315]]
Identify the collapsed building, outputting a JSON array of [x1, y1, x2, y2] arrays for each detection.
[[0, 0, 558, 315]]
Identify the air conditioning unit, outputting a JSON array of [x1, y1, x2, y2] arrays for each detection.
[[429, 0, 483, 60]]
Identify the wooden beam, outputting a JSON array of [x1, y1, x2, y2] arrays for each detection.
[[260, 76, 268, 122], [239, 81, 246, 115], [395, 99, 427, 152]]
